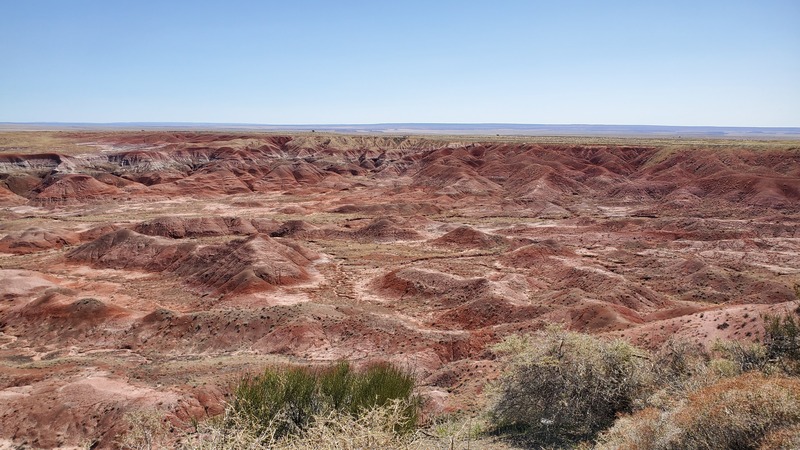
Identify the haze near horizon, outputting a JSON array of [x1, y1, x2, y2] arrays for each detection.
[[1, 1, 798, 127]]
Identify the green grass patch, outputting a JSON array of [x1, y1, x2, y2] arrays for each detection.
[[230, 361, 419, 439]]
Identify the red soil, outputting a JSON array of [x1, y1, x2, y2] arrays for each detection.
[[1, 132, 798, 447]]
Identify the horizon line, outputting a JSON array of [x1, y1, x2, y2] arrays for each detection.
[[2, 121, 800, 130], [2, 122, 799, 140], [0, 121, 800, 132]]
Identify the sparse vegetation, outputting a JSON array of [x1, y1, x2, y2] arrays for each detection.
[[123, 313, 800, 449], [485, 314, 800, 448], [177, 362, 504, 449]]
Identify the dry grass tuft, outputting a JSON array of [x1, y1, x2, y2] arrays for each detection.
[[180, 400, 509, 450], [118, 409, 170, 450], [598, 373, 800, 450]]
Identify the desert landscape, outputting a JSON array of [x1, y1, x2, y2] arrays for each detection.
[[1, 130, 799, 448]]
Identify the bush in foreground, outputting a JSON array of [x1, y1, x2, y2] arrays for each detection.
[[764, 311, 800, 375], [488, 326, 650, 445]]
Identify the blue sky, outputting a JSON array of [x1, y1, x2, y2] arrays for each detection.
[[1, 1, 798, 126]]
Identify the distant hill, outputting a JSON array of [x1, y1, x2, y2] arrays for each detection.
[[1, 122, 799, 139]]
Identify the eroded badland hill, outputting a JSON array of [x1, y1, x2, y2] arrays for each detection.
[[1, 131, 799, 447]]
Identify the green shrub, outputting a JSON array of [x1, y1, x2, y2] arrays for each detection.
[[488, 326, 650, 445], [229, 361, 419, 439], [231, 365, 317, 438], [346, 362, 417, 422]]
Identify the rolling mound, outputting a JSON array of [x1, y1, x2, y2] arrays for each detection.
[[121, 168, 187, 186], [78, 223, 124, 241], [177, 234, 317, 295], [377, 268, 487, 300], [269, 220, 321, 238], [34, 173, 123, 202], [0, 269, 59, 304], [0, 184, 27, 205], [431, 226, 507, 249], [67, 228, 194, 271], [13, 292, 130, 330], [268, 218, 424, 243], [433, 295, 544, 330], [134, 216, 258, 238], [377, 268, 527, 310], [252, 162, 328, 190], [412, 162, 503, 196], [0, 227, 81, 254], [350, 218, 423, 242], [147, 169, 253, 197], [2, 173, 43, 197], [331, 202, 442, 216], [499, 239, 573, 265], [67, 229, 316, 295]]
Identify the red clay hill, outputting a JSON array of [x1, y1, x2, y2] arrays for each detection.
[[0, 131, 798, 447]]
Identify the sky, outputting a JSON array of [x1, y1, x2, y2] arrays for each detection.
[[1, 1, 798, 126]]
